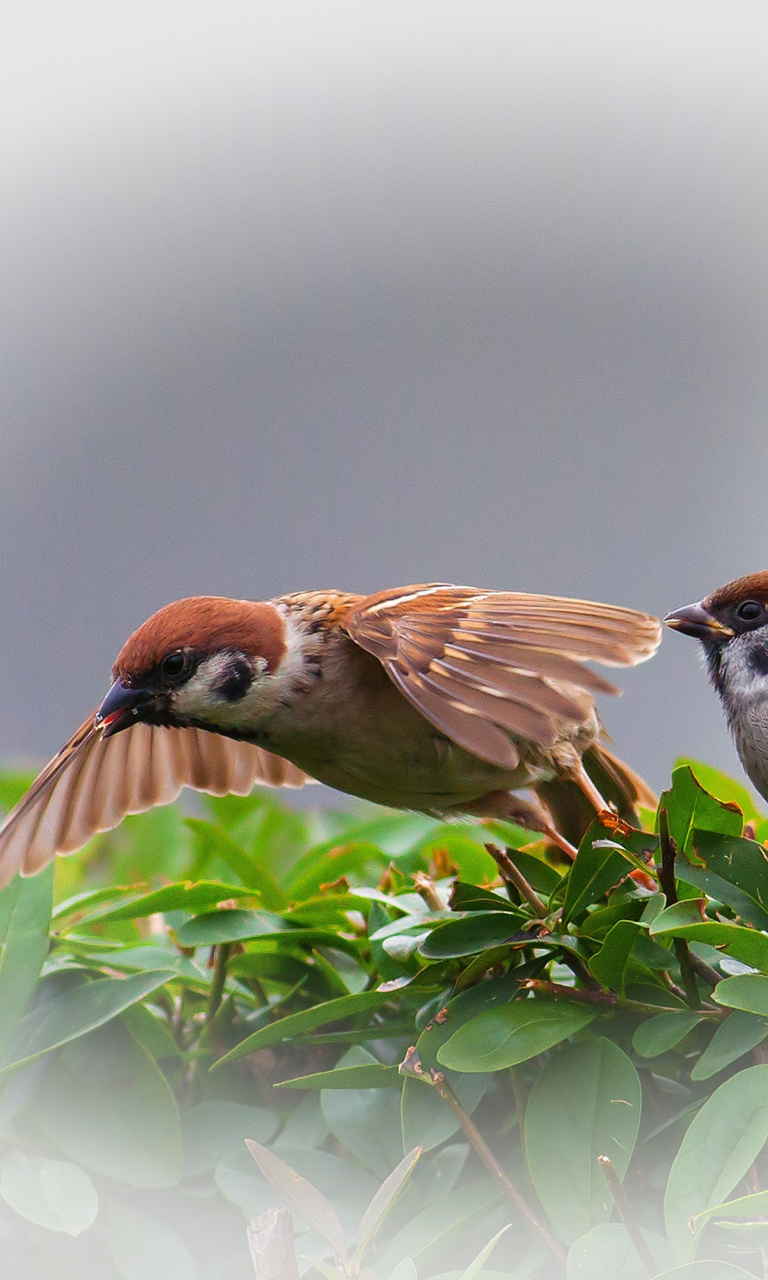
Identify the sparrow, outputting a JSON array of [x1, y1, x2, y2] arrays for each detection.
[[666, 571, 768, 803], [0, 584, 661, 886]]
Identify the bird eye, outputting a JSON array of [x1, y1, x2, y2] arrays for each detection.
[[737, 600, 764, 622], [159, 650, 189, 682]]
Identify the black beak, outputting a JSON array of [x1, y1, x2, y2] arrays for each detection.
[[94, 679, 154, 737], [664, 601, 734, 643]]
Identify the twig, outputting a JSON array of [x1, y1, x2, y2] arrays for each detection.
[[557, 950, 602, 993], [485, 844, 548, 916], [521, 978, 720, 1019], [598, 1156, 656, 1277], [657, 809, 700, 1009], [429, 1069, 566, 1267], [412, 871, 444, 912], [205, 943, 232, 1026]]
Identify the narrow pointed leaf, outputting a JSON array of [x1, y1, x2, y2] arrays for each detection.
[[0, 970, 176, 1078], [212, 992, 395, 1068], [246, 1139, 349, 1266], [356, 1146, 422, 1264]]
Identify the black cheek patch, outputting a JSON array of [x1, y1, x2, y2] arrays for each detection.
[[215, 657, 254, 702], [748, 646, 768, 678]]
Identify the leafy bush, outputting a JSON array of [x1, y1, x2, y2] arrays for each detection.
[[3, 759, 768, 1279]]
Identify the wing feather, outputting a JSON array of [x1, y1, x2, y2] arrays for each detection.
[[0, 720, 315, 886], [343, 583, 661, 769]]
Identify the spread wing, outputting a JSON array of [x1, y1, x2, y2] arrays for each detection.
[[343, 584, 661, 771], [0, 719, 314, 886]]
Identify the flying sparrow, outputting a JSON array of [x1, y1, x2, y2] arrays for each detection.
[[666, 571, 768, 802], [0, 584, 661, 885]]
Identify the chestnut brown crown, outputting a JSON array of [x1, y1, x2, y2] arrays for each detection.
[[113, 597, 286, 683]]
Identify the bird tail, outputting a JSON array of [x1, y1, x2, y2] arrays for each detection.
[[533, 743, 656, 848]]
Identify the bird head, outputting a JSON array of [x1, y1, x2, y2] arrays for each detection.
[[95, 596, 287, 737], [665, 572, 768, 693]]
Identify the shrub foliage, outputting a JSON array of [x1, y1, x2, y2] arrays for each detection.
[[2, 760, 768, 1278]]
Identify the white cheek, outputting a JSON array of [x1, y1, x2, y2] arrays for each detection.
[[171, 653, 274, 727]]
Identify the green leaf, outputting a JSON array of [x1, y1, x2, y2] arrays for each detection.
[[588, 920, 644, 993], [211, 991, 395, 1068], [0, 969, 176, 1078], [356, 1146, 422, 1264], [419, 911, 526, 959], [373, 1179, 500, 1276], [0, 1154, 97, 1235], [452, 1224, 512, 1280], [34, 1020, 182, 1188], [401, 1072, 488, 1152], [284, 838, 391, 898], [674, 758, 761, 821], [566, 1223, 673, 1280], [245, 1138, 349, 1266], [175, 911, 360, 953], [650, 1266, 758, 1279], [650, 901, 768, 970], [692, 1011, 768, 1080], [664, 1064, 768, 1260], [714, 973, 768, 1014], [437, 997, 597, 1072], [447, 882, 522, 913], [525, 1039, 642, 1243], [679, 829, 768, 930], [0, 863, 53, 1054], [107, 1200, 195, 1280], [632, 1012, 703, 1058], [388, 1260, 418, 1280], [659, 765, 743, 855], [321, 1048, 404, 1177], [181, 1101, 279, 1177], [692, 1186, 768, 1229], [185, 817, 289, 906], [79, 879, 254, 923], [562, 817, 644, 925], [276, 1064, 400, 1089]]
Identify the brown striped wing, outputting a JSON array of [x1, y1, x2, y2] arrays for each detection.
[[343, 584, 661, 770], [0, 719, 313, 886]]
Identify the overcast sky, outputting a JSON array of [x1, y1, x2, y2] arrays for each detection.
[[2, 1, 768, 801]]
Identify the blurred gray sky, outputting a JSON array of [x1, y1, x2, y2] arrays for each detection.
[[2, 0, 768, 796]]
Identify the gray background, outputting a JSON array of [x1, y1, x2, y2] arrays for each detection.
[[2, 0, 768, 799]]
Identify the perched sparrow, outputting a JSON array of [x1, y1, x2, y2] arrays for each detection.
[[0, 584, 661, 885], [666, 571, 768, 802]]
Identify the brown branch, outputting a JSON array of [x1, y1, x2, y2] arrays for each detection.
[[485, 844, 548, 916], [430, 1070, 566, 1267], [598, 1156, 656, 1278], [412, 872, 444, 912], [521, 978, 720, 1019]]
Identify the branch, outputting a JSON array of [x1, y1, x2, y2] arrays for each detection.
[[598, 1156, 656, 1278], [484, 844, 548, 916], [657, 808, 700, 1009]]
